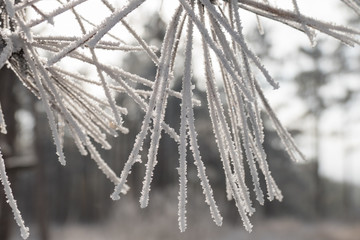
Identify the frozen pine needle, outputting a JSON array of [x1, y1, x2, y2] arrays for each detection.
[[0, 148, 29, 239], [1, 0, 360, 238], [0, 103, 7, 134]]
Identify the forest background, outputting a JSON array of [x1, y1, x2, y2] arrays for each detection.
[[1, 0, 360, 239]]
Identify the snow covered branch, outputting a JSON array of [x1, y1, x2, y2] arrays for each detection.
[[0, 0, 359, 238]]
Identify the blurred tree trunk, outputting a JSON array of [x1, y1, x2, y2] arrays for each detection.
[[314, 112, 324, 217], [295, 47, 326, 217], [0, 67, 19, 240], [33, 104, 50, 240]]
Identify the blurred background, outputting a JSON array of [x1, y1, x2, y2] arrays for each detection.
[[1, 1, 360, 239]]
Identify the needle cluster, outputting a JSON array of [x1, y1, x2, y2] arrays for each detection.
[[0, 0, 359, 238]]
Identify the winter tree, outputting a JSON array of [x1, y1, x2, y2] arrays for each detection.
[[0, 0, 360, 238]]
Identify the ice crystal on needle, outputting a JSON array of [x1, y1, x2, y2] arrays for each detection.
[[0, 0, 360, 238]]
